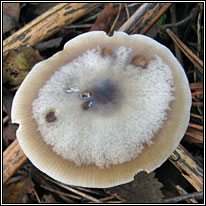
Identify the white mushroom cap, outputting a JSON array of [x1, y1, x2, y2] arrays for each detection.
[[11, 31, 191, 188]]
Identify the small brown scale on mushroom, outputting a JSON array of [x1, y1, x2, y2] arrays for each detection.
[[81, 100, 93, 111], [101, 47, 113, 57], [131, 55, 148, 69], [46, 111, 56, 122], [79, 91, 92, 100], [79, 79, 121, 112]]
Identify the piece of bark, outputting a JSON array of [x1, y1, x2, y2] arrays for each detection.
[[3, 3, 101, 52], [3, 139, 28, 184], [169, 144, 203, 192]]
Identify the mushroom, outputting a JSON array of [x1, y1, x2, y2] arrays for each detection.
[[11, 31, 191, 188]]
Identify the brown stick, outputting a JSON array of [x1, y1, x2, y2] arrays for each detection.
[[186, 126, 203, 143], [72, 186, 104, 196], [192, 90, 203, 97], [190, 113, 202, 120], [33, 188, 41, 203], [108, 3, 122, 35], [3, 116, 9, 124], [3, 139, 27, 184], [188, 123, 203, 131], [3, 3, 101, 52], [185, 131, 203, 144], [40, 184, 77, 202], [166, 28, 203, 73], [119, 3, 172, 33], [190, 82, 203, 90], [169, 144, 203, 191]]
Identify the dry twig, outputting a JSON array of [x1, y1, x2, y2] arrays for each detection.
[[43, 175, 103, 203], [166, 28, 203, 73], [175, 185, 198, 203], [33, 188, 41, 203], [108, 3, 122, 35], [124, 3, 130, 20], [3, 116, 9, 124], [197, 6, 202, 57], [40, 184, 76, 203], [190, 113, 202, 121], [163, 191, 203, 203], [188, 123, 203, 131]]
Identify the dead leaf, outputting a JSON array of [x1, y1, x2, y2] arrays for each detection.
[[89, 3, 118, 33], [3, 3, 20, 34], [105, 172, 164, 203], [3, 46, 43, 86], [3, 123, 18, 143], [3, 178, 34, 203]]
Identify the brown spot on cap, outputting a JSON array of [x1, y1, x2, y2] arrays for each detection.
[[81, 100, 93, 111], [131, 55, 148, 69], [79, 91, 92, 100], [46, 111, 56, 122], [101, 47, 113, 57]]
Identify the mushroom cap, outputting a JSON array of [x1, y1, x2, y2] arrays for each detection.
[[11, 31, 191, 188]]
